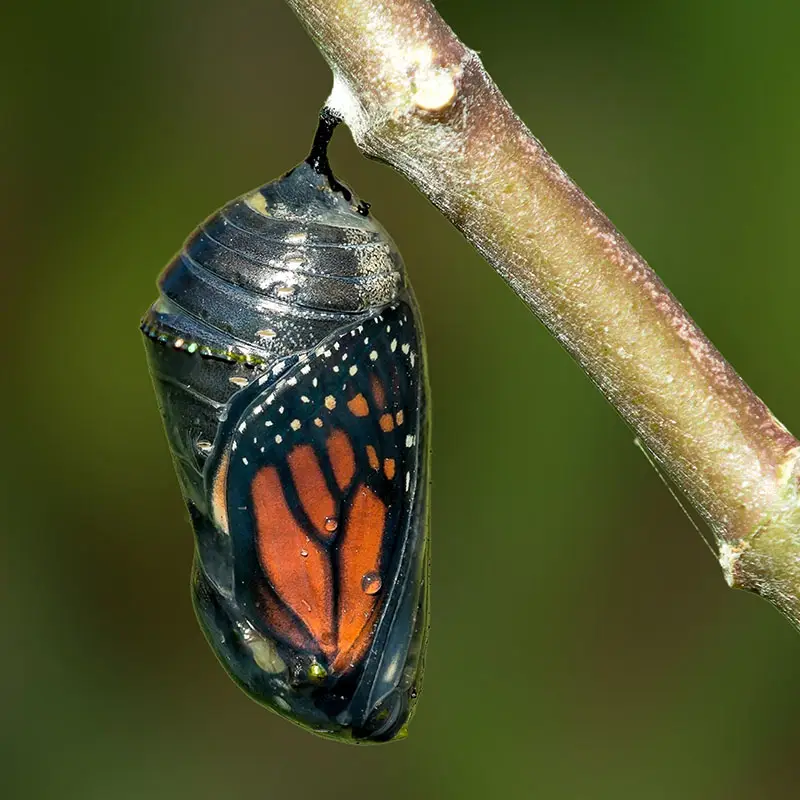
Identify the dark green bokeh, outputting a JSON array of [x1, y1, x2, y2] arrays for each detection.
[[4, 1, 800, 797]]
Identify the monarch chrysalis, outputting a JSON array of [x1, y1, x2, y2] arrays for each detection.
[[141, 112, 430, 743]]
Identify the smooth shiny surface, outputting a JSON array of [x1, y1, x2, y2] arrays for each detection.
[[142, 164, 430, 741]]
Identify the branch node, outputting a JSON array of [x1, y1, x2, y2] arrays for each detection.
[[408, 49, 460, 112], [719, 539, 750, 588]]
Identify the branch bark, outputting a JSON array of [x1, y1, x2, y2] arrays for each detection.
[[285, 0, 800, 628]]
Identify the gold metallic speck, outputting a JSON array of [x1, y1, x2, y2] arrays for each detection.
[[245, 191, 269, 216]]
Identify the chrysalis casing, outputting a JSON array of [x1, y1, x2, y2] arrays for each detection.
[[141, 116, 430, 743]]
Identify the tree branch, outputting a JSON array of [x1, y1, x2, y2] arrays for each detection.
[[285, 0, 800, 628]]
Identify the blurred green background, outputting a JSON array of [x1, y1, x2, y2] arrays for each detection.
[[4, 0, 800, 797]]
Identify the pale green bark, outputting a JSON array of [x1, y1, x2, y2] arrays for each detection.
[[285, 0, 800, 629]]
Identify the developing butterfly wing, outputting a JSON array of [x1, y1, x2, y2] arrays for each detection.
[[196, 299, 429, 742]]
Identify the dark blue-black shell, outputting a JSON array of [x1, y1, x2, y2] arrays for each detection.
[[141, 162, 430, 742]]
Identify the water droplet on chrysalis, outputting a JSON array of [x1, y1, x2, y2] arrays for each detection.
[[361, 572, 382, 595]]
